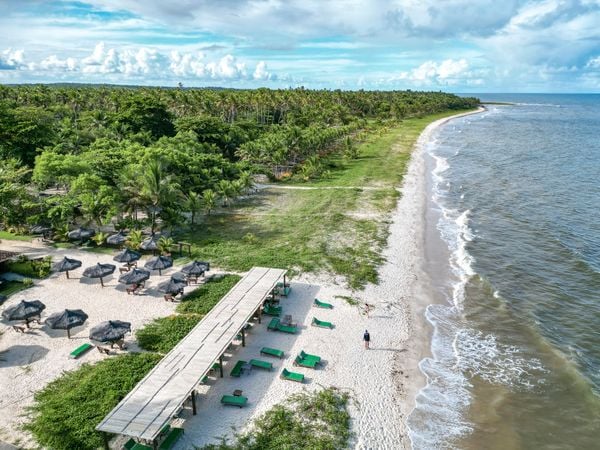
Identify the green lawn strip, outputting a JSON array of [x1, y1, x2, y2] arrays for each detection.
[[24, 353, 162, 450], [177, 275, 241, 315], [0, 280, 31, 297], [203, 388, 351, 450], [0, 231, 32, 241]]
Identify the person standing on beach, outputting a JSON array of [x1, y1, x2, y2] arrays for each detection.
[[363, 330, 370, 349]]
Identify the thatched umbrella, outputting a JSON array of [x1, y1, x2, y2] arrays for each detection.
[[53, 256, 82, 279], [82, 263, 116, 287], [106, 231, 127, 246], [89, 320, 131, 344], [158, 277, 187, 295], [118, 268, 150, 285], [68, 227, 95, 241], [113, 248, 141, 264], [139, 235, 160, 252], [30, 225, 51, 235], [2, 300, 46, 327], [45, 309, 88, 338], [170, 271, 187, 283], [144, 255, 172, 275], [182, 261, 210, 276]]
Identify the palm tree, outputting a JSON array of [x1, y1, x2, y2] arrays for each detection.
[[157, 236, 174, 256], [202, 189, 217, 215], [139, 160, 182, 233], [217, 180, 234, 207], [126, 230, 143, 250], [184, 191, 203, 225]]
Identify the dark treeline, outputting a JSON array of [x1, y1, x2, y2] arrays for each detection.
[[0, 84, 478, 234]]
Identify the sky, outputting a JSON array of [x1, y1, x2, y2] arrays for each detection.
[[1, 0, 600, 92]]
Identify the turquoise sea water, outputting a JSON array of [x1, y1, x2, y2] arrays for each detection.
[[408, 95, 600, 449]]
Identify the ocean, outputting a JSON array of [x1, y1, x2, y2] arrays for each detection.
[[407, 95, 600, 449]]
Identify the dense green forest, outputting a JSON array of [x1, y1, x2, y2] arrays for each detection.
[[0, 85, 478, 234]]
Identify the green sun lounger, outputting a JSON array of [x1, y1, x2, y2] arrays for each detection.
[[312, 317, 334, 329], [123, 438, 137, 450], [159, 427, 184, 450], [221, 395, 248, 407], [260, 346, 284, 358], [230, 360, 247, 377], [250, 359, 273, 370], [275, 281, 291, 296], [299, 350, 321, 364], [69, 343, 93, 359], [131, 444, 153, 450], [314, 298, 333, 309], [281, 368, 304, 383], [267, 318, 297, 334], [294, 355, 318, 369], [263, 304, 282, 316]]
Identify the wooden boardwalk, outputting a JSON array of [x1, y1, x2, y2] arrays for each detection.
[[96, 267, 286, 442]]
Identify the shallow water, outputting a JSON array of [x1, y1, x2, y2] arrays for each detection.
[[408, 95, 600, 449]]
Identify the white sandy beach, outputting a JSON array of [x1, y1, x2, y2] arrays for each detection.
[[0, 109, 482, 450]]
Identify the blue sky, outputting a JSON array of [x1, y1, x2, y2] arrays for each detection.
[[1, 0, 600, 92]]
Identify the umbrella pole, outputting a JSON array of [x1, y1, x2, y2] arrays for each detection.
[[67, 328, 71, 339], [100, 277, 104, 287], [159, 269, 162, 276], [66, 271, 70, 279]]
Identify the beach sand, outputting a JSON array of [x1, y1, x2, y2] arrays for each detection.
[[0, 109, 482, 450]]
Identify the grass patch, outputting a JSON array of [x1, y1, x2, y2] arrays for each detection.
[[25, 352, 162, 450], [335, 295, 360, 306], [178, 110, 473, 289], [136, 314, 202, 353], [81, 246, 117, 255], [0, 280, 31, 297], [177, 275, 241, 315], [203, 388, 351, 450], [0, 231, 32, 241], [51, 242, 76, 249], [5, 257, 52, 279]]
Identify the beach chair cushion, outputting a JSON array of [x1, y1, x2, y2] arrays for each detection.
[[314, 298, 333, 309], [221, 395, 248, 407], [230, 360, 247, 377], [123, 438, 137, 450], [260, 347, 284, 358], [294, 355, 318, 369], [159, 427, 184, 450], [69, 343, 93, 359], [312, 317, 333, 329], [300, 350, 321, 363], [281, 368, 304, 383], [277, 323, 297, 333], [267, 317, 280, 330], [131, 444, 153, 450], [250, 359, 273, 370]]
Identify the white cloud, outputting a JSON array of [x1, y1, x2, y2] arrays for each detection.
[[253, 61, 271, 80], [0, 48, 26, 70], [397, 58, 470, 85], [586, 56, 600, 69], [40, 55, 78, 71]]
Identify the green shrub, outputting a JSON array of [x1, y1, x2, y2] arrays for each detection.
[[6, 256, 52, 278], [176, 275, 241, 315], [136, 315, 202, 353], [25, 353, 162, 450], [203, 388, 352, 450]]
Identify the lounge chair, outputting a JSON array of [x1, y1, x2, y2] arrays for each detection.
[[119, 266, 130, 274], [281, 314, 297, 327], [260, 347, 284, 358], [275, 281, 291, 296], [230, 360, 247, 377], [221, 395, 248, 408], [263, 304, 282, 316], [127, 283, 143, 295], [314, 298, 333, 309], [250, 359, 273, 370], [123, 438, 136, 450], [69, 343, 93, 359], [267, 317, 297, 334], [312, 317, 334, 329], [299, 350, 321, 364], [12, 325, 26, 333], [131, 444, 153, 450], [267, 317, 280, 330], [158, 427, 184, 450], [280, 368, 304, 383], [164, 293, 175, 302], [294, 355, 318, 368]]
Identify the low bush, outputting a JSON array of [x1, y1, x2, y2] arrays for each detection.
[[176, 274, 241, 315], [136, 314, 202, 353], [25, 352, 162, 450], [6, 256, 52, 278], [203, 388, 352, 450]]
